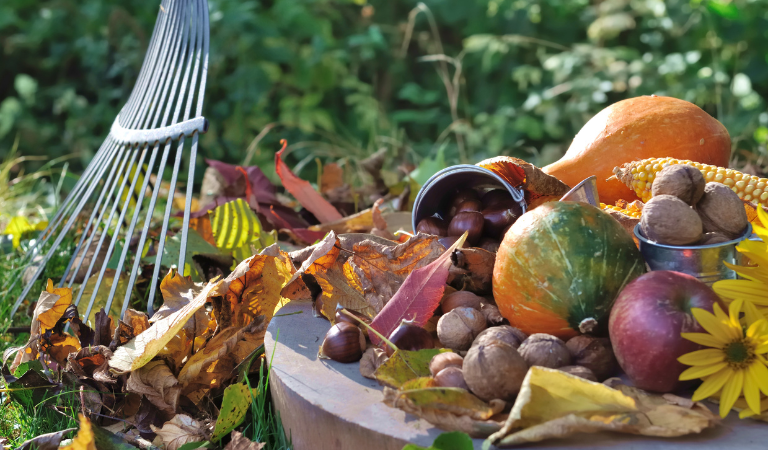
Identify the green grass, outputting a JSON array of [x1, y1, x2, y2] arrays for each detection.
[[244, 342, 292, 450], [0, 389, 79, 446]]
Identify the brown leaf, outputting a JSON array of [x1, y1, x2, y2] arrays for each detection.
[[126, 360, 181, 416], [66, 346, 114, 384], [317, 260, 372, 320], [178, 321, 266, 404], [369, 235, 465, 347], [307, 207, 374, 234], [44, 332, 81, 366], [124, 309, 150, 335], [446, 247, 495, 294], [383, 387, 504, 438], [225, 431, 265, 450], [151, 414, 208, 450], [320, 162, 344, 193], [346, 233, 444, 314], [14, 429, 76, 450], [93, 309, 113, 347], [156, 270, 211, 336], [190, 215, 217, 246], [360, 347, 389, 379], [477, 156, 570, 205]]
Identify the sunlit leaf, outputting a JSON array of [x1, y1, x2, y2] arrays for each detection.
[[210, 198, 275, 264], [211, 383, 253, 441]]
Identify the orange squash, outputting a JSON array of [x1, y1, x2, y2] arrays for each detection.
[[543, 96, 731, 205]]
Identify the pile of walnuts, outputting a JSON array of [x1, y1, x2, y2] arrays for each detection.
[[640, 165, 749, 245]]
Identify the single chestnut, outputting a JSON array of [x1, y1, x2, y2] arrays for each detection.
[[416, 216, 448, 236], [386, 319, 433, 357], [441, 291, 483, 315], [481, 200, 522, 238], [481, 189, 512, 209], [434, 367, 470, 390], [450, 189, 480, 210], [429, 352, 464, 376], [454, 199, 482, 214], [321, 322, 366, 363], [447, 211, 484, 245]]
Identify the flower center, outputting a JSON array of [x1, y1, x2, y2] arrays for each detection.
[[724, 340, 755, 368]]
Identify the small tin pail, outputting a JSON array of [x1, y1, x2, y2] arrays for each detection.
[[411, 165, 526, 232], [634, 223, 753, 286]]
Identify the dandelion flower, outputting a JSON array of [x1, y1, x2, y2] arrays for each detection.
[[678, 299, 768, 418]]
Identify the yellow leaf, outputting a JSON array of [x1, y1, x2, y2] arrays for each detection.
[[61, 414, 96, 450], [36, 279, 73, 335], [4, 216, 34, 248], [210, 198, 274, 263]]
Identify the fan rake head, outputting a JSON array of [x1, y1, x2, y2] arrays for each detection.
[[7, 0, 210, 322]]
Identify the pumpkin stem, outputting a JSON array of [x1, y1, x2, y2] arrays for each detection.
[[578, 317, 598, 334]]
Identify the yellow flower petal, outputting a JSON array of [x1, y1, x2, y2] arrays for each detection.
[[719, 370, 744, 418], [713, 280, 768, 305], [744, 367, 762, 415], [747, 319, 768, 340], [757, 205, 768, 228], [678, 349, 726, 366], [756, 341, 768, 355], [713, 304, 742, 340], [692, 307, 736, 342], [680, 362, 728, 381], [680, 332, 725, 348], [743, 301, 767, 329], [729, 299, 744, 329], [691, 367, 731, 401], [740, 408, 757, 419]]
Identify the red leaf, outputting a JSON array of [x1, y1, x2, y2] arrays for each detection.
[[275, 140, 343, 224], [368, 234, 467, 347]]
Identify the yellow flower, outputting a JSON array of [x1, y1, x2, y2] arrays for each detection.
[[678, 299, 768, 418], [713, 206, 768, 319]]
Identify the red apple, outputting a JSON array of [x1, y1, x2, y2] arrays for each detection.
[[608, 270, 724, 393]]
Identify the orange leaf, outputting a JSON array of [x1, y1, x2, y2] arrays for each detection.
[[61, 414, 96, 450], [36, 279, 73, 336], [320, 162, 344, 193], [275, 140, 342, 223], [477, 156, 570, 204], [44, 332, 81, 366]]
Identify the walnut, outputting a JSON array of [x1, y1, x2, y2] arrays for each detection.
[[651, 165, 705, 206], [472, 325, 528, 349], [429, 352, 463, 376], [696, 182, 749, 239], [697, 232, 731, 246], [463, 342, 528, 401], [557, 365, 598, 382], [518, 333, 571, 369], [640, 194, 702, 245], [434, 367, 469, 390], [437, 307, 487, 351], [565, 335, 617, 380]]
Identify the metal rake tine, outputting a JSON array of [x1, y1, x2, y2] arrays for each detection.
[[79, 145, 151, 321], [66, 146, 137, 291], [60, 144, 131, 287], [117, 142, 174, 318], [147, 138, 186, 315], [150, 0, 189, 129], [9, 143, 121, 317], [160, 0, 192, 127]]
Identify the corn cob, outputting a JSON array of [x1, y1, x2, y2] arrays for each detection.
[[600, 203, 642, 218], [612, 157, 768, 206]]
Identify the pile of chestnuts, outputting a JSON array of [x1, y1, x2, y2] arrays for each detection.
[[416, 187, 522, 251]]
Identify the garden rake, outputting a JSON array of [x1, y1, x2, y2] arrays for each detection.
[[8, 0, 209, 321]]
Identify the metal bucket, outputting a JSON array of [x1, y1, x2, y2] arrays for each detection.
[[634, 223, 753, 286], [411, 165, 526, 232]]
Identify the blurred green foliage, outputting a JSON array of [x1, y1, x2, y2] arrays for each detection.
[[2, 0, 768, 185]]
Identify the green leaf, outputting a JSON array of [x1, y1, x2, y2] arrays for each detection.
[[91, 423, 139, 450], [177, 441, 215, 450], [707, 0, 740, 19], [210, 198, 275, 264], [409, 145, 447, 187], [402, 431, 474, 450], [146, 229, 222, 280], [374, 348, 450, 388], [211, 383, 253, 441]]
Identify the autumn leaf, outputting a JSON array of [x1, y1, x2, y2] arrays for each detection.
[[156, 269, 210, 337], [211, 383, 253, 441], [79, 269, 127, 325], [391, 385, 499, 420], [43, 332, 81, 366], [204, 158, 280, 206], [275, 140, 342, 223], [477, 156, 569, 205], [346, 233, 444, 314], [35, 279, 73, 336], [224, 432, 265, 450], [369, 234, 466, 347], [307, 207, 374, 234], [374, 348, 451, 388], [316, 261, 372, 319], [487, 367, 720, 448], [210, 198, 276, 264], [109, 260, 248, 372], [151, 414, 208, 450], [61, 414, 96, 450], [221, 251, 294, 327], [13, 428, 76, 450], [320, 162, 344, 193], [126, 360, 181, 416]]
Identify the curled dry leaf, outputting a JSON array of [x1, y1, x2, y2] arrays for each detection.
[[275, 140, 343, 223], [151, 414, 208, 450], [281, 231, 340, 302], [224, 431, 266, 450], [360, 347, 389, 379], [383, 387, 504, 439], [487, 367, 720, 448], [369, 234, 466, 347], [156, 269, 209, 337], [446, 248, 495, 294], [66, 345, 114, 384], [346, 233, 444, 314], [126, 360, 181, 416], [476, 156, 570, 206], [315, 261, 372, 320], [14, 429, 77, 450], [307, 207, 374, 234]]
